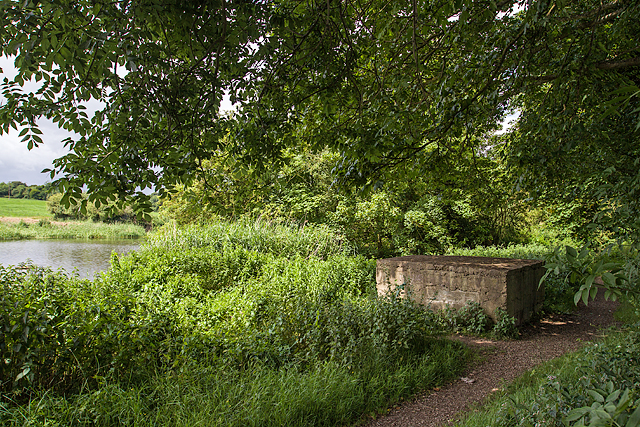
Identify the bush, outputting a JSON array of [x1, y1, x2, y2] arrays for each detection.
[[492, 308, 519, 339], [0, 264, 165, 396], [46, 192, 139, 223]]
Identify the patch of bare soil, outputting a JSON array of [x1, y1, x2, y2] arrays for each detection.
[[0, 216, 70, 226], [365, 292, 620, 427]]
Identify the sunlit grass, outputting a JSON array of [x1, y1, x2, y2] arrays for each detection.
[[0, 220, 145, 240], [0, 198, 51, 218]]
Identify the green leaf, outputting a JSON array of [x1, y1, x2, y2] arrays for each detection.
[[602, 262, 621, 271], [575, 290, 583, 306], [578, 245, 589, 260], [566, 408, 588, 422], [605, 389, 621, 403], [602, 272, 616, 287], [15, 367, 31, 382], [627, 403, 640, 427], [582, 288, 589, 306], [588, 390, 605, 403]]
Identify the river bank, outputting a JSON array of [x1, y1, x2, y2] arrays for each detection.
[[0, 216, 146, 240], [0, 216, 70, 226]]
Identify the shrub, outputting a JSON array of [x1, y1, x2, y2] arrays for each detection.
[[492, 308, 519, 339], [433, 301, 493, 336], [456, 301, 492, 335], [0, 263, 174, 397]]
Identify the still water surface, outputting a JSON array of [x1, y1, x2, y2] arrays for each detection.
[[0, 239, 141, 278]]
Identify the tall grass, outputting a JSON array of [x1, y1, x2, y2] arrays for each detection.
[[146, 217, 354, 258], [1, 219, 468, 426], [0, 341, 467, 427], [0, 220, 145, 240]]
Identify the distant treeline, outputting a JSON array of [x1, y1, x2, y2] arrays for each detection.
[[0, 181, 52, 200]]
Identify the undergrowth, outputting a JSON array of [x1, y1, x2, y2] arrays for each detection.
[[432, 302, 519, 339], [0, 219, 468, 426]]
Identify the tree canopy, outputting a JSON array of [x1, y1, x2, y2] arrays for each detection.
[[1, 0, 638, 226]]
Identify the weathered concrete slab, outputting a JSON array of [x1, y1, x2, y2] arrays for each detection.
[[376, 255, 545, 325]]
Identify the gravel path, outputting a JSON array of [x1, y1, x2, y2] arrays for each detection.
[[365, 292, 619, 427]]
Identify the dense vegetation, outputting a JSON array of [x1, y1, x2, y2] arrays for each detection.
[[1, 220, 468, 426], [0, 181, 51, 200], [2, 218, 639, 425], [1, 0, 639, 424], [162, 147, 536, 259]]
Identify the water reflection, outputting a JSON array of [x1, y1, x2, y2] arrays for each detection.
[[0, 239, 141, 278]]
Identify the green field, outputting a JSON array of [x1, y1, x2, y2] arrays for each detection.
[[0, 197, 51, 218]]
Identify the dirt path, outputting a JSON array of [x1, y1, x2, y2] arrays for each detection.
[[365, 293, 620, 427], [0, 216, 70, 226]]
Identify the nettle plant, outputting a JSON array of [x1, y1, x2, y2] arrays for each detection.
[[380, 273, 519, 339], [436, 301, 519, 339]]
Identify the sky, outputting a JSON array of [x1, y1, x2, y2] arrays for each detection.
[[0, 56, 75, 185], [0, 56, 234, 186]]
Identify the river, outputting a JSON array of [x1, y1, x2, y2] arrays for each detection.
[[0, 239, 142, 278]]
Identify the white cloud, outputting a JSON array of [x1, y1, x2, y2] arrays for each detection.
[[1, 56, 75, 185], [0, 122, 72, 185], [1, 54, 233, 186]]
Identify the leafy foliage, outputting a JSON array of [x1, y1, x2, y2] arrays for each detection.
[[0, 219, 452, 419], [492, 308, 519, 340], [2, 0, 638, 224], [541, 244, 640, 314], [162, 146, 528, 258], [485, 331, 640, 427]]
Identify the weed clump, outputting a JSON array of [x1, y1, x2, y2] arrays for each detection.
[[434, 302, 519, 339]]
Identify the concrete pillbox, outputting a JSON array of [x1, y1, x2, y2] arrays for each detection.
[[376, 255, 545, 325]]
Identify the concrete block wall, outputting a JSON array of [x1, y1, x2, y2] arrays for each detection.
[[376, 255, 545, 325]]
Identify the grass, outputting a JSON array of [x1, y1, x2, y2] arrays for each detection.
[[0, 220, 146, 240], [0, 219, 469, 426], [0, 197, 51, 218], [0, 342, 468, 427]]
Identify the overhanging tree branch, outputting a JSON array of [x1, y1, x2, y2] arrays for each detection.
[[596, 57, 640, 70]]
